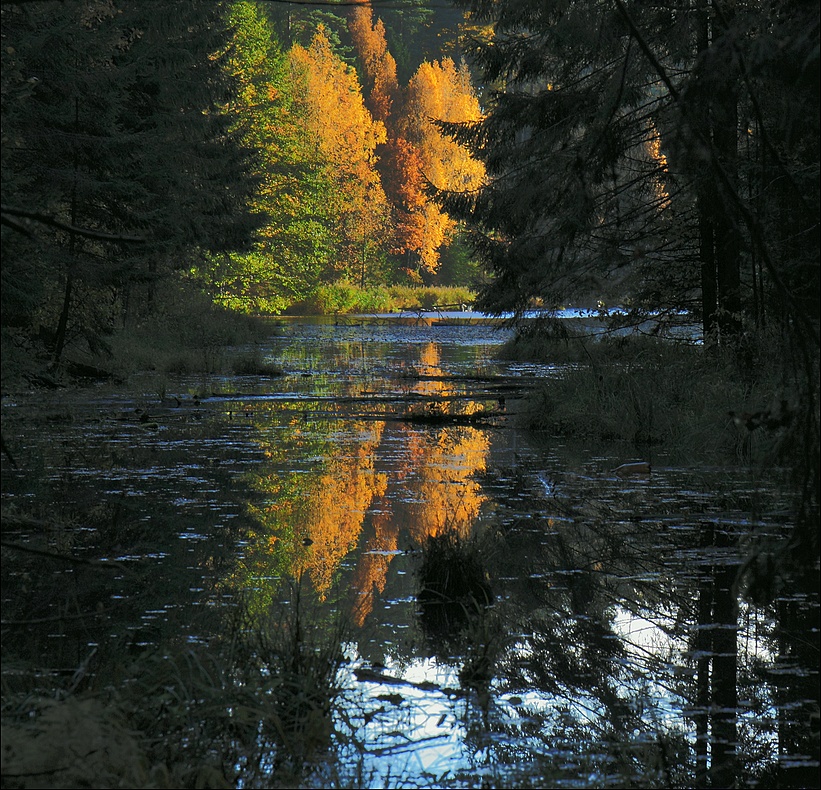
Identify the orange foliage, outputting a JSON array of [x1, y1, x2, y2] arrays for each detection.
[[347, 5, 399, 125], [406, 425, 488, 542], [289, 29, 386, 181], [401, 343, 488, 538], [245, 419, 387, 603], [239, 340, 494, 629], [403, 58, 485, 193], [379, 136, 426, 255], [349, 506, 399, 627], [346, 10, 486, 275], [289, 27, 391, 276], [400, 58, 486, 272], [297, 438, 389, 597]]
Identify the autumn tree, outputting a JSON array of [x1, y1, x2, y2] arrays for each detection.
[[347, 4, 485, 279], [289, 27, 392, 286], [401, 57, 485, 273], [346, 3, 422, 277], [372, 136, 423, 276], [347, 2, 399, 126]]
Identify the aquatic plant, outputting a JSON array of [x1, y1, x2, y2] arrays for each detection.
[[417, 532, 494, 644]]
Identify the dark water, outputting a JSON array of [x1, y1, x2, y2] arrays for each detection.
[[1, 319, 818, 788]]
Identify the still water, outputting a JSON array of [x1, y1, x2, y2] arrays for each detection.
[[1, 318, 817, 788]]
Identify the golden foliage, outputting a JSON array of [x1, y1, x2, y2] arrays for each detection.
[[400, 58, 486, 272], [288, 27, 391, 275], [403, 58, 485, 193], [289, 29, 386, 180], [347, 6, 399, 125]]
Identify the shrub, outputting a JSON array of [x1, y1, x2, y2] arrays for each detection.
[[286, 284, 476, 315]]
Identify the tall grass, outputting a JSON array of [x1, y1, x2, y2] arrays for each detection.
[[505, 329, 792, 464], [288, 283, 475, 315]]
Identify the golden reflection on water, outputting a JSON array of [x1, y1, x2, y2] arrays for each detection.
[[233, 341, 490, 625]]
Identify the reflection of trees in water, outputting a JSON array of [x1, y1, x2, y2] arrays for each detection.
[[403, 425, 489, 541], [348, 342, 492, 626], [238, 340, 493, 630], [444, 465, 819, 788], [225, 338, 816, 786], [350, 507, 399, 627], [348, 422, 490, 627], [230, 409, 387, 618]]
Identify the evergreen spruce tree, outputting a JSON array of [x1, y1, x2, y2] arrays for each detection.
[[439, 0, 819, 348], [1, 1, 263, 366]]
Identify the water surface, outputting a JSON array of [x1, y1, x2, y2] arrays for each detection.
[[1, 319, 816, 788]]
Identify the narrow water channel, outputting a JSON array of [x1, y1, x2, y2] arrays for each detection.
[[2, 318, 817, 788]]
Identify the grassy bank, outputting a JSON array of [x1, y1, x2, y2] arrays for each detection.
[[501, 327, 801, 466], [0, 284, 280, 391], [501, 324, 820, 620], [286, 283, 475, 315], [1, 283, 478, 391], [105, 296, 279, 379]]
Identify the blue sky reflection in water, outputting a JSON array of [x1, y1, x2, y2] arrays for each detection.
[[1, 317, 815, 788]]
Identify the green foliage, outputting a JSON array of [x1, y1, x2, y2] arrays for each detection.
[[289, 284, 476, 315], [199, 2, 334, 310], [432, 232, 485, 287], [307, 282, 374, 314], [201, 3, 401, 310]]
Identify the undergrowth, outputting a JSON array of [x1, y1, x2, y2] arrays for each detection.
[[287, 283, 475, 316], [503, 328, 794, 465], [0, 583, 352, 789]]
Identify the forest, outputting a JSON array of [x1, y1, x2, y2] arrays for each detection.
[[2, 0, 818, 347], [1, 0, 819, 788], [1, 0, 484, 346], [4, 0, 816, 553]]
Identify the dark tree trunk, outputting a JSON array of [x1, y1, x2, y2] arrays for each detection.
[[698, 189, 718, 341], [52, 271, 74, 367], [712, 81, 742, 341], [711, 523, 739, 788], [694, 520, 714, 788], [54, 96, 81, 369]]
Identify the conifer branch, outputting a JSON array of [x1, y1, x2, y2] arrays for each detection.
[[1, 205, 146, 243]]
